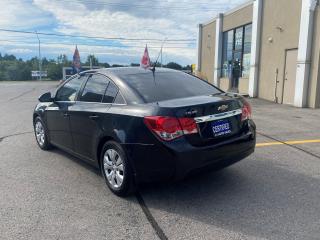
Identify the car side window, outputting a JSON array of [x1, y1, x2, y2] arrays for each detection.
[[55, 76, 86, 101], [80, 74, 110, 103], [114, 92, 126, 104], [103, 81, 119, 103]]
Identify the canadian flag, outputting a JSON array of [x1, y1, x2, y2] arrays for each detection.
[[140, 45, 151, 69]]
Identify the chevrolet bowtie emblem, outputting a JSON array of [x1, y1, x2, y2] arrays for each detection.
[[218, 105, 228, 111]]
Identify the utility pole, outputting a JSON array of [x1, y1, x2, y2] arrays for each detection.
[[160, 48, 162, 68], [35, 31, 42, 80]]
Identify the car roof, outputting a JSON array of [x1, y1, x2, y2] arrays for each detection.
[[98, 66, 179, 75], [79, 67, 182, 80], [77, 67, 183, 104]]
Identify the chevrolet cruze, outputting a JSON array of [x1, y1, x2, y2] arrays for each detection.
[[33, 67, 256, 196]]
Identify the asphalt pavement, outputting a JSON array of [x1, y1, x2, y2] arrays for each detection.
[[1, 81, 320, 240]]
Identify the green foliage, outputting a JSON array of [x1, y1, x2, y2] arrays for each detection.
[[47, 63, 62, 80], [0, 54, 70, 81], [103, 62, 111, 68], [0, 59, 30, 81], [86, 54, 99, 66], [57, 54, 71, 66], [182, 65, 192, 70], [111, 64, 124, 67], [165, 62, 182, 70], [0, 52, 191, 81]]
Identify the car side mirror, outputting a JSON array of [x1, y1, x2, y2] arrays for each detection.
[[38, 92, 53, 102]]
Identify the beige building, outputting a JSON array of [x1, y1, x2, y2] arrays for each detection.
[[197, 0, 320, 108]]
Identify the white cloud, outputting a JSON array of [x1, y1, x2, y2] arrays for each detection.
[[0, 0, 248, 65], [30, 0, 210, 64], [0, 0, 53, 29], [7, 48, 33, 54]]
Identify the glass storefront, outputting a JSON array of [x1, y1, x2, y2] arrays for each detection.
[[221, 23, 252, 79]]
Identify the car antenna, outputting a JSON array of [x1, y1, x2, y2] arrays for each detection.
[[150, 38, 167, 83]]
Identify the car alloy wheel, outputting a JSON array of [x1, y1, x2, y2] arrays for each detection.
[[35, 120, 45, 147], [34, 117, 52, 150], [100, 141, 135, 196], [103, 148, 124, 189]]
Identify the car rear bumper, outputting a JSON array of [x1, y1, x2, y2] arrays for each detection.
[[124, 121, 256, 183], [172, 133, 255, 180]]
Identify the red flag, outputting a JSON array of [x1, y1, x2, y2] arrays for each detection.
[[72, 45, 81, 73], [140, 45, 151, 69]]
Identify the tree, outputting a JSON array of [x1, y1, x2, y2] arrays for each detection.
[[182, 65, 192, 71], [47, 62, 62, 80], [111, 64, 124, 68], [102, 62, 110, 68], [42, 57, 49, 67], [0, 52, 193, 80], [86, 54, 99, 66], [57, 54, 70, 66], [3, 54, 16, 61], [5, 61, 31, 81], [165, 62, 182, 70]]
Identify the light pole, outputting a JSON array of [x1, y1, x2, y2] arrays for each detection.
[[160, 48, 162, 68], [35, 31, 42, 80]]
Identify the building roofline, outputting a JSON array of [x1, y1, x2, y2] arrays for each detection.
[[201, 0, 253, 26], [201, 17, 218, 26]]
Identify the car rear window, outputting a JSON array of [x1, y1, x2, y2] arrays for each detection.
[[120, 71, 221, 103]]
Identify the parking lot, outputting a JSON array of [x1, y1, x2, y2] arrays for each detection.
[[1, 81, 320, 240]]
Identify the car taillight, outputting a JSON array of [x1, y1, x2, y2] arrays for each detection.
[[144, 116, 198, 141], [178, 118, 198, 134], [241, 100, 252, 121]]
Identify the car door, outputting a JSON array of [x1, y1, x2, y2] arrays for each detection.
[[69, 74, 117, 161], [46, 75, 87, 151]]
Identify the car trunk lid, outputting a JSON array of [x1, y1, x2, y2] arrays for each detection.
[[156, 94, 243, 146]]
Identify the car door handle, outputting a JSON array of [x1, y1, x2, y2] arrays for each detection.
[[63, 113, 69, 117], [89, 115, 99, 120]]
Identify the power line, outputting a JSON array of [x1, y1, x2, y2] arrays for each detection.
[[0, 28, 196, 42], [0, 36, 195, 46], [0, 39, 195, 49], [63, 1, 227, 11], [20, 0, 235, 11]]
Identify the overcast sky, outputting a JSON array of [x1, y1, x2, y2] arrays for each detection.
[[0, 0, 247, 65]]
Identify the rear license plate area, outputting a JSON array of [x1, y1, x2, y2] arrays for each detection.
[[197, 118, 233, 139], [211, 119, 232, 137]]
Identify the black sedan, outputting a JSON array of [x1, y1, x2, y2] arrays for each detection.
[[33, 67, 256, 196]]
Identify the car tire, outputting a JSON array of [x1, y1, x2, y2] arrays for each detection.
[[100, 141, 136, 197], [34, 116, 52, 150]]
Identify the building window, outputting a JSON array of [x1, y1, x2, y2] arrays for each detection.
[[221, 23, 252, 78], [242, 24, 252, 78], [221, 30, 234, 78]]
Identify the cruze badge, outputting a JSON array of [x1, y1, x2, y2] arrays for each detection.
[[185, 109, 198, 116], [218, 105, 228, 111]]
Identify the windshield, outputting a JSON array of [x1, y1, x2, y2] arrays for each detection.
[[120, 71, 222, 103]]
